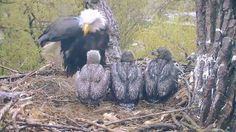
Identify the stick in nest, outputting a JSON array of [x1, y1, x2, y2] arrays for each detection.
[[174, 62, 193, 107], [0, 64, 60, 82], [76, 118, 114, 132], [0, 99, 18, 121], [17, 64, 53, 84], [105, 107, 189, 126], [181, 112, 200, 129], [179, 76, 192, 108], [135, 123, 177, 131], [0, 64, 21, 74], [180, 121, 225, 132], [16, 121, 89, 132], [171, 113, 182, 128]]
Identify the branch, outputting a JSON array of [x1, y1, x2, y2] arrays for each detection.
[[105, 107, 189, 126], [171, 113, 182, 128], [76, 118, 114, 132], [0, 64, 65, 81], [135, 123, 177, 131], [149, 0, 174, 18], [27, 12, 38, 46], [0, 64, 21, 74], [180, 121, 199, 130], [15, 64, 54, 85], [181, 112, 200, 129], [0, 99, 18, 121], [16, 121, 89, 131], [0, 0, 16, 4], [179, 75, 192, 107], [0, 74, 25, 81], [174, 63, 193, 107]]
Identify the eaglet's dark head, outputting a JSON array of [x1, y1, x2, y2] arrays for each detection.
[[151, 47, 172, 61], [121, 50, 135, 62]]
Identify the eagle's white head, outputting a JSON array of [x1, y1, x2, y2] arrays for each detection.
[[79, 9, 107, 36]]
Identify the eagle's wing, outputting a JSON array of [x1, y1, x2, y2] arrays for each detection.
[[111, 63, 126, 100], [60, 36, 86, 76], [84, 29, 109, 65], [59, 27, 109, 76], [128, 63, 144, 100], [38, 17, 83, 46], [39, 17, 109, 76], [144, 60, 159, 98], [158, 62, 178, 98], [91, 65, 110, 100], [75, 65, 90, 101]]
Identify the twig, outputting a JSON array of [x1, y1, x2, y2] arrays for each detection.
[[203, 128, 225, 132], [0, 64, 21, 73], [17, 70, 38, 85], [105, 107, 189, 126], [0, 74, 25, 80], [10, 98, 33, 131], [11, 108, 21, 132], [76, 118, 115, 132], [65, 115, 83, 128], [0, 0, 16, 4], [16, 121, 89, 132], [50, 99, 78, 103], [181, 112, 200, 129], [180, 121, 199, 130], [0, 64, 65, 83], [18, 64, 52, 83], [179, 73, 192, 107], [178, 44, 189, 59], [0, 99, 18, 120], [171, 113, 182, 128], [150, 0, 174, 18], [0, 69, 65, 81], [181, 121, 225, 132], [135, 123, 177, 131]]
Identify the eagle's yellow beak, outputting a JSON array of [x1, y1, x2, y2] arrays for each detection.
[[83, 24, 91, 36]]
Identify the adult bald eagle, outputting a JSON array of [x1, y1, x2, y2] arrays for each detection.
[[38, 9, 109, 76]]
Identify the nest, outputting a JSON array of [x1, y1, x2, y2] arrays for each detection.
[[0, 64, 224, 132]]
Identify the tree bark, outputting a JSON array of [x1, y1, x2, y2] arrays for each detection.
[[192, 0, 236, 128], [83, 0, 121, 63]]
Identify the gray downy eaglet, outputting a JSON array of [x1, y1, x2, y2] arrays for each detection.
[[75, 50, 110, 105]]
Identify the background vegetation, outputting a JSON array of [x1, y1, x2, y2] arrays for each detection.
[[0, 0, 196, 75]]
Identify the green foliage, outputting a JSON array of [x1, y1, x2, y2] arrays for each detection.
[[109, 0, 196, 62], [0, 0, 196, 75], [0, 31, 41, 73], [0, 0, 83, 75], [108, 0, 148, 49], [166, 0, 195, 12], [0, 1, 41, 74], [128, 17, 196, 62]]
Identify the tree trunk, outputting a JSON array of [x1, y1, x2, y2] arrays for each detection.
[[192, 0, 236, 128], [83, 0, 121, 63]]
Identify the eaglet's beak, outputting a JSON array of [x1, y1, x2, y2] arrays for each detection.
[[151, 51, 161, 58], [83, 23, 91, 36]]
